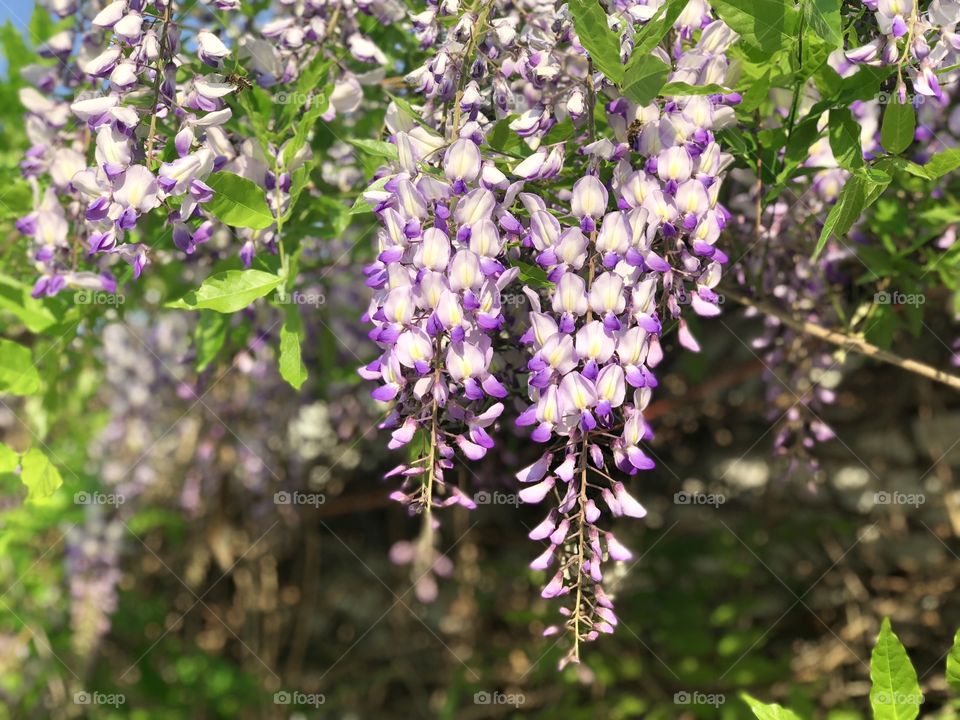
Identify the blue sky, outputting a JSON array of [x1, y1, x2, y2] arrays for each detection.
[[0, 0, 35, 29]]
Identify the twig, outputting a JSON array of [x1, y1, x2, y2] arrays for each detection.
[[145, 3, 173, 167], [725, 289, 960, 392], [449, 0, 494, 139]]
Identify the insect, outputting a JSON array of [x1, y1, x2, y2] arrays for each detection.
[[627, 119, 642, 147], [226, 72, 253, 93]]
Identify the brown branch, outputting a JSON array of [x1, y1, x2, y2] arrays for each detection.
[[725, 289, 960, 392]]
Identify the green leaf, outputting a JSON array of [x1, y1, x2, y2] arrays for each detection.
[[870, 617, 922, 720], [862, 167, 892, 205], [922, 148, 960, 179], [169, 270, 282, 314], [0, 443, 18, 474], [19, 447, 62, 500], [542, 118, 576, 144], [735, 59, 774, 112], [0, 179, 33, 221], [487, 116, 530, 157], [866, 302, 898, 349], [741, 693, 803, 720], [0, 339, 41, 396], [284, 86, 331, 165], [278, 55, 331, 129], [780, 115, 824, 181], [945, 628, 960, 694], [1, 22, 32, 84], [514, 261, 553, 289], [0, 274, 60, 333], [235, 85, 276, 155], [880, 101, 916, 155], [29, 5, 58, 43], [622, 55, 670, 106], [717, 127, 757, 161], [350, 177, 389, 215], [385, 92, 428, 127], [346, 138, 399, 161], [204, 172, 275, 230], [710, 0, 794, 61], [278, 305, 307, 390], [630, 0, 687, 55], [814, 168, 890, 258], [804, 0, 843, 50], [660, 82, 731, 96], [194, 311, 230, 371], [829, 108, 864, 170], [814, 176, 865, 259], [569, 0, 624, 83]]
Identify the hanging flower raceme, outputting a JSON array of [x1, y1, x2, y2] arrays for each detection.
[[503, 4, 739, 665], [16, 0, 253, 297], [359, 128, 519, 600], [513, 177, 661, 667], [844, 0, 960, 107]]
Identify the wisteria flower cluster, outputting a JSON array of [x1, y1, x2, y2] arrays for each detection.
[[354, 0, 743, 664], [15, 0, 400, 298], [844, 0, 960, 107]]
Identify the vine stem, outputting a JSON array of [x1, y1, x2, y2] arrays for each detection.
[[568, 252, 599, 662], [570, 434, 590, 664], [724, 289, 960, 392], [145, 2, 173, 168], [417, 345, 443, 557], [449, 0, 495, 139]]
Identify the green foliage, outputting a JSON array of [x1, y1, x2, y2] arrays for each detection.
[[277, 305, 308, 390], [742, 693, 803, 720], [880, 101, 917, 156], [194, 311, 231, 372], [745, 618, 950, 719], [568, 0, 624, 83], [710, 0, 797, 61], [947, 629, 960, 694], [168, 269, 282, 313], [204, 172, 275, 230], [0, 339, 41, 395], [0, 442, 18, 473], [870, 618, 922, 720], [814, 168, 890, 259], [622, 55, 671, 105], [19, 447, 63, 500], [829, 109, 865, 171], [804, 0, 843, 49]]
